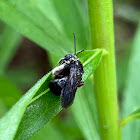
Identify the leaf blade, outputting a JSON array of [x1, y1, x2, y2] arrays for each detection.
[[0, 0, 89, 58], [121, 22, 140, 140], [0, 75, 22, 115], [121, 108, 140, 129], [0, 72, 52, 140], [71, 49, 104, 140], [0, 49, 103, 140], [0, 26, 22, 74]]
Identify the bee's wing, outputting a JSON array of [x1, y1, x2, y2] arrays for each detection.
[[60, 67, 77, 108]]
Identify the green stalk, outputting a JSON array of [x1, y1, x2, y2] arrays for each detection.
[[88, 0, 120, 140]]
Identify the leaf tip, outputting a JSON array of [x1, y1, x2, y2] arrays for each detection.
[[102, 49, 109, 56]]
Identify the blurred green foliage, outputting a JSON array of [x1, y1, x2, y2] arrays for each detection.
[[0, 0, 140, 140], [121, 22, 140, 140]]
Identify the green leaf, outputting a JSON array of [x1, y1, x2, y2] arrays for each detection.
[[31, 116, 83, 140], [0, 49, 103, 140], [51, 116, 83, 140], [0, 75, 22, 117], [114, 3, 140, 23], [15, 49, 104, 140], [0, 0, 89, 58], [78, 49, 104, 81], [116, 57, 130, 93], [71, 49, 104, 140], [121, 108, 140, 129], [0, 72, 56, 140], [0, 26, 22, 74], [71, 80, 100, 140], [121, 22, 140, 140], [6, 66, 40, 89], [0, 99, 8, 118], [31, 123, 65, 140]]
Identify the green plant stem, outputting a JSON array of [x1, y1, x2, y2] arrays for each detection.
[[88, 0, 120, 140]]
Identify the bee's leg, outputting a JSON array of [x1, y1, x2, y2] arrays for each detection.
[[49, 81, 62, 96], [78, 81, 84, 88], [57, 79, 67, 88], [76, 50, 84, 56], [49, 78, 67, 96]]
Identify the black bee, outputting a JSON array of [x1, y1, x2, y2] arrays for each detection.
[[49, 33, 84, 108]]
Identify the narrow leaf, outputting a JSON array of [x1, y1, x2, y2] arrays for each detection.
[[30, 123, 65, 140], [71, 80, 100, 140], [0, 72, 53, 140], [121, 22, 140, 140], [78, 49, 104, 81], [0, 0, 88, 57], [71, 49, 104, 140], [121, 108, 140, 129], [0, 26, 22, 74], [0, 75, 21, 117], [0, 49, 103, 140]]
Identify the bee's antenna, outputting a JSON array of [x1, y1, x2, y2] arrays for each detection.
[[73, 33, 76, 56]]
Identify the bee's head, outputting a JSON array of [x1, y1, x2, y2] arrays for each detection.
[[64, 54, 76, 61]]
